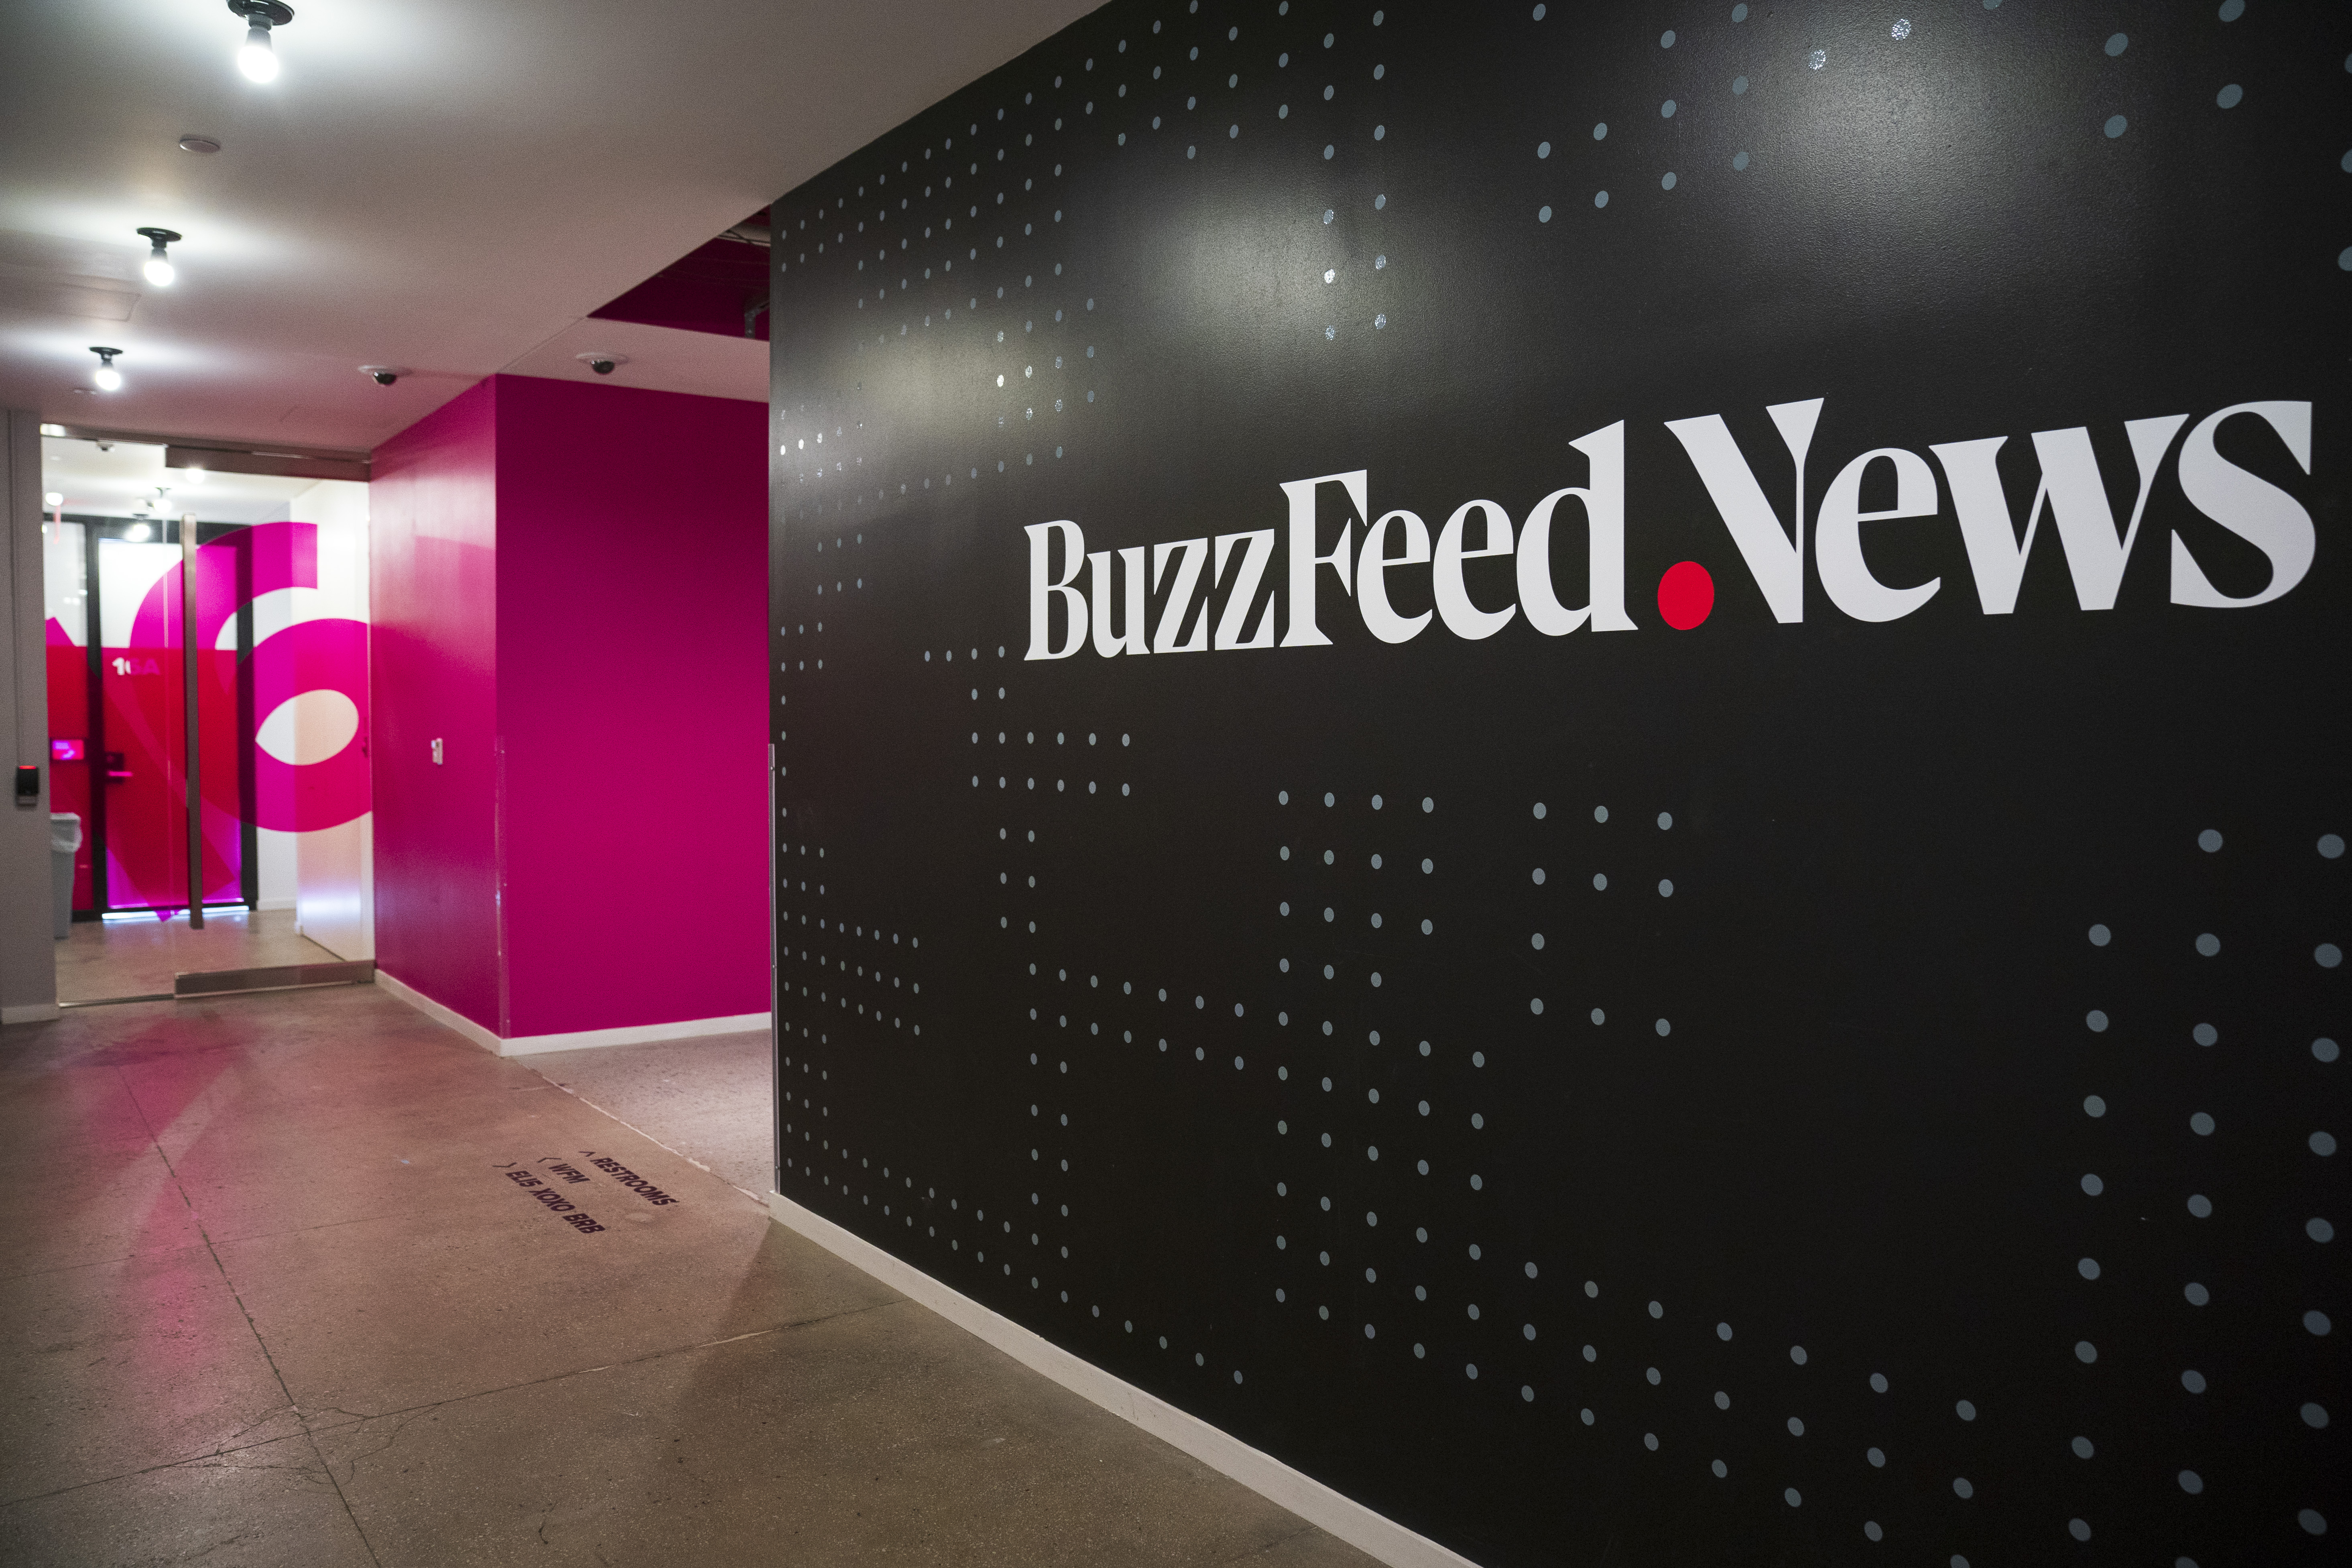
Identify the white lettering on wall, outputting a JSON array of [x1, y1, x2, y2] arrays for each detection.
[[1279, 471, 1367, 648], [1213, 529, 1279, 649], [1358, 509, 1433, 644], [1151, 537, 1211, 653], [1814, 447, 1942, 623], [2171, 401, 2315, 608], [1517, 421, 1634, 636], [1432, 500, 1519, 640], [1020, 399, 2315, 657], [1933, 418, 2188, 614], [1663, 398, 1824, 624], [1088, 546, 1149, 655], [1025, 520, 1085, 660]]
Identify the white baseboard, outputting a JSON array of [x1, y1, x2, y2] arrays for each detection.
[[2, 1002, 63, 1025], [372, 971, 767, 1057], [374, 969, 502, 1052], [496, 1011, 771, 1055], [764, 1190, 1480, 1568]]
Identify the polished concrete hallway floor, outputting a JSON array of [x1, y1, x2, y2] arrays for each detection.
[[523, 1025, 774, 1202], [0, 985, 1376, 1567], [55, 907, 350, 1005]]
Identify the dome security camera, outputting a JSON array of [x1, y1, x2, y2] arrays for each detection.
[[575, 351, 628, 376], [360, 365, 401, 386]]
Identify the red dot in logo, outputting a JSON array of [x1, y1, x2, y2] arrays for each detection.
[[1657, 561, 1714, 630]]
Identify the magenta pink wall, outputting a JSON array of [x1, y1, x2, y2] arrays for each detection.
[[492, 376, 770, 1036], [370, 379, 504, 1031], [369, 374, 769, 1039]]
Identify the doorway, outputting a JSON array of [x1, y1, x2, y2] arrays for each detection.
[[40, 435, 374, 1005]]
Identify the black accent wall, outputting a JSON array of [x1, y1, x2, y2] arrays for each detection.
[[767, 2, 2346, 1562]]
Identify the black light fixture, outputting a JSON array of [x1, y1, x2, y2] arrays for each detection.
[[136, 228, 181, 287], [89, 347, 124, 392], [228, 0, 293, 83]]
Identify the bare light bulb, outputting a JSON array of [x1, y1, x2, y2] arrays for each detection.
[[44, 492, 63, 510], [136, 229, 182, 287], [238, 25, 279, 82], [93, 365, 122, 392], [125, 522, 152, 543], [181, 468, 207, 486]]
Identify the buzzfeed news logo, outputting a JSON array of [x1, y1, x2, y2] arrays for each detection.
[[1024, 399, 2315, 659]]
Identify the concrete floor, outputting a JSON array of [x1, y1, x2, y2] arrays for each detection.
[[0, 984, 1377, 1567], [522, 1027, 774, 1201], [55, 907, 347, 1005]]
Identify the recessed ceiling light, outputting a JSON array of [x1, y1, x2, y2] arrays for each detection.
[[179, 135, 223, 155], [136, 228, 182, 287], [228, 0, 294, 84]]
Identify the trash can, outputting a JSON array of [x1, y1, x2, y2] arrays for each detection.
[[50, 812, 82, 940]]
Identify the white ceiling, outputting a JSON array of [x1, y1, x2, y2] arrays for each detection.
[[0, 0, 1099, 452], [41, 435, 322, 523], [501, 317, 768, 404]]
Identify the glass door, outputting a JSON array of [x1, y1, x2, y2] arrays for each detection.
[[45, 515, 258, 918], [46, 514, 256, 1000], [41, 515, 97, 915], [44, 436, 375, 1003]]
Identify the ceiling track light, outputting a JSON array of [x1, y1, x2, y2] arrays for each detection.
[[89, 347, 124, 392], [136, 227, 181, 287], [228, 0, 294, 83]]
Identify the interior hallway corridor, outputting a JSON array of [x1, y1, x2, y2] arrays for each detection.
[[0, 987, 1376, 1567]]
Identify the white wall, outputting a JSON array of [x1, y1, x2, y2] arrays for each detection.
[[283, 478, 372, 958], [0, 410, 57, 1023]]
